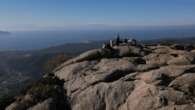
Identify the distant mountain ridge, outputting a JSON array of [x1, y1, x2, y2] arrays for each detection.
[[0, 31, 10, 35]]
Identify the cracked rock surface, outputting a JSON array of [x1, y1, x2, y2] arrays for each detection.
[[6, 44, 195, 110]]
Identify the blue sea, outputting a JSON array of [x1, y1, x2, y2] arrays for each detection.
[[1, 26, 195, 51]]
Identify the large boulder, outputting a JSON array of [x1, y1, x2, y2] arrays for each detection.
[[55, 48, 113, 71], [71, 81, 134, 110], [169, 73, 195, 95], [144, 53, 174, 66], [159, 88, 191, 105], [153, 45, 172, 54], [168, 55, 195, 65], [119, 80, 163, 110], [55, 58, 136, 96]]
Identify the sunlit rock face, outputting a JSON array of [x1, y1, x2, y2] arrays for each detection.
[[6, 42, 195, 110]]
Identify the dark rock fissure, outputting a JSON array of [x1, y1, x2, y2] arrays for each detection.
[[184, 67, 195, 73], [103, 70, 133, 83]]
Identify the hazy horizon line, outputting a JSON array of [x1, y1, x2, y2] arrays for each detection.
[[1, 23, 195, 32]]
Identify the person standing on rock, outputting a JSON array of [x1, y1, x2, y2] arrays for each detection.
[[128, 38, 137, 46], [124, 38, 128, 43], [109, 40, 114, 47], [102, 43, 113, 50], [132, 38, 137, 46], [116, 33, 121, 46]]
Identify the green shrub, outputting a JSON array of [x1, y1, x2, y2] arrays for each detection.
[[43, 53, 69, 74], [25, 74, 64, 102]]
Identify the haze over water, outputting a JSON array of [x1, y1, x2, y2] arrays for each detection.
[[1, 25, 195, 51]]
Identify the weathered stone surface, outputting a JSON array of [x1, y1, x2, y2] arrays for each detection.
[[158, 104, 195, 110], [144, 53, 174, 65], [71, 81, 134, 110], [5, 102, 24, 110], [55, 58, 136, 97], [136, 64, 159, 72], [6, 43, 195, 110], [5, 94, 35, 110], [168, 51, 195, 65], [153, 45, 173, 54], [169, 73, 195, 95], [119, 80, 162, 110], [27, 98, 54, 110], [113, 46, 132, 57], [159, 88, 191, 105]]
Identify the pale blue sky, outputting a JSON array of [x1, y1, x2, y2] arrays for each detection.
[[0, 0, 195, 30]]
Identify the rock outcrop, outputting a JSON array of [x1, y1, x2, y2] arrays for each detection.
[[6, 42, 195, 110]]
